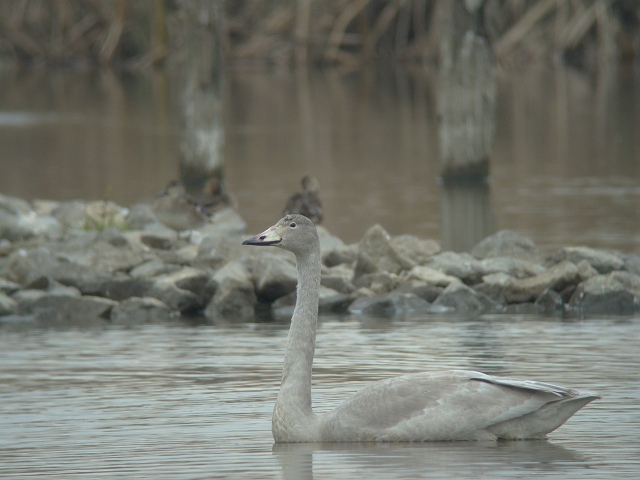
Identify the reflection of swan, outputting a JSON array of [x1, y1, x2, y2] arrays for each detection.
[[243, 215, 599, 442], [273, 441, 587, 480]]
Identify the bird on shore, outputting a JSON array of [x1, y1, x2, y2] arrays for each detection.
[[283, 176, 323, 225], [152, 180, 208, 232], [243, 214, 599, 443], [199, 177, 237, 216]]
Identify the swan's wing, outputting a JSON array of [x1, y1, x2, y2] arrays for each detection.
[[319, 370, 598, 441]]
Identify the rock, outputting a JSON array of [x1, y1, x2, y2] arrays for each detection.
[[569, 271, 640, 315], [195, 233, 247, 270], [130, 260, 182, 278], [320, 265, 356, 294], [535, 288, 564, 315], [125, 202, 158, 230], [110, 297, 174, 324], [0, 292, 18, 316], [401, 265, 459, 287], [0, 278, 21, 295], [273, 286, 351, 317], [348, 292, 431, 317], [353, 224, 416, 279], [623, 254, 640, 276], [354, 271, 401, 294], [154, 267, 212, 303], [252, 254, 298, 301], [29, 294, 117, 326], [84, 201, 129, 230], [393, 235, 441, 265], [576, 259, 598, 281], [471, 229, 541, 261], [424, 252, 484, 284], [137, 231, 176, 250], [551, 246, 625, 274], [200, 208, 247, 235], [205, 261, 256, 320], [473, 272, 512, 304], [392, 280, 443, 303], [504, 261, 581, 304], [323, 244, 357, 268], [433, 282, 498, 314], [478, 257, 545, 279], [51, 200, 87, 229], [147, 276, 203, 314]]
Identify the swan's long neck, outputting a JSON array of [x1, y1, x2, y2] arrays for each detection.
[[273, 242, 321, 439]]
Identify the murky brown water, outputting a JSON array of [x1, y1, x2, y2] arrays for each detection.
[[1, 314, 638, 479], [1, 64, 639, 252]]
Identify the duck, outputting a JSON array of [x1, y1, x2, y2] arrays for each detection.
[[199, 177, 237, 215], [283, 176, 323, 225], [152, 180, 207, 232], [242, 214, 600, 443]]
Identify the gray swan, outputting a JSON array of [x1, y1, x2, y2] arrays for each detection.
[[243, 214, 599, 442]]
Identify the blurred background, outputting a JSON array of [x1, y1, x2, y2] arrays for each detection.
[[0, 0, 639, 252]]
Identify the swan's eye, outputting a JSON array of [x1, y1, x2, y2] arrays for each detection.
[[289, 222, 297, 228]]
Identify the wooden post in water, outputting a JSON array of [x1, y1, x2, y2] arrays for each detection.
[[436, 1, 496, 250], [167, 0, 225, 192]]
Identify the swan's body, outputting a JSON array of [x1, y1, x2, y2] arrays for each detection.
[[243, 215, 599, 443]]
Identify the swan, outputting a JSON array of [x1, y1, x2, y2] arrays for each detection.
[[242, 215, 600, 442]]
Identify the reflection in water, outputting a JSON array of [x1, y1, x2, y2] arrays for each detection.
[[273, 441, 587, 480], [0, 316, 638, 478], [0, 65, 639, 251]]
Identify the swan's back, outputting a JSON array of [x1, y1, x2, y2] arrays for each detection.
[[318, 370, 599, 442]]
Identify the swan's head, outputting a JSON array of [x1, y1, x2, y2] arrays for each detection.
[[242, 214, 318, 256]]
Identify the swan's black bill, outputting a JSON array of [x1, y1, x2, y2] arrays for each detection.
[[242, 235, 281, 246]]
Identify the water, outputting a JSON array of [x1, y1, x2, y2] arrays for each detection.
[[1, 314, 639, 479], [0, 65, 639, 252]]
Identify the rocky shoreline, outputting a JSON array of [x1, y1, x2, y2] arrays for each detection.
[[1, 193, 639, 327]]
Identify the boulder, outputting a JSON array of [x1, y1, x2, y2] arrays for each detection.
[[392, 280, 444, 303], [551, 246, 625, 274], [433, 282, 498, 314], [401, 265, 459, 287], [252, 254, 298, 301], [569, 271, 640, 315], [393, 235, 440, 265], [273, 286, 351, 317], [424, 252, 484, 284], [205, 261, 257, 320], [110, 297, 174, 324], [195, 232, 247, 270], [348, 292, 431, 317], [535, 288, 564, 315], [478, 257, 545, 279], [29, 294, 117, 326], [152, 267, 213, 305], [354, 271, 401, 294], [353, 224, 415, 279], [320, 265, 356, 294], [471, 229, 541, 261], [503, 261, 581, 304], [0, 292, 18, 316]]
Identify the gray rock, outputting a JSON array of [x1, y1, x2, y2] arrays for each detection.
[[0, 278, 21, 295], [623, 254, 640, 276], [393, 235, 441, 265], [535, 288, 564, 315], [30, 294, 117, 326], [147, 278, 202, 313], [569, 271, 640, 315], [354, 271, 401, 294], [130, 260, 182, 278], [323, 244, 357, 268], [478, 257, 545, 279], [138, 231, 176, 250], [196, 233, 247, 270], [391, 280, 443, 303], [252, 254, 298, 301], [471, 229, 541, 261], [321, 265, 356, 294], [205, 261, 257, 320], [273, 286, 351, 317], [473, 272, 512, 304], [354, 224, 416, 279], [153, 267, 212, 305], [51, 200, 87, 229], [433, 282, 498, 314], [551, 246, 625, 274], [348, 292, 431, 317], [425, 252, 484, 284], [0, 292, 18, 316], [504, 261, 581, 304], [401, 265, 459, 287], [110, 297, 174, 324]]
